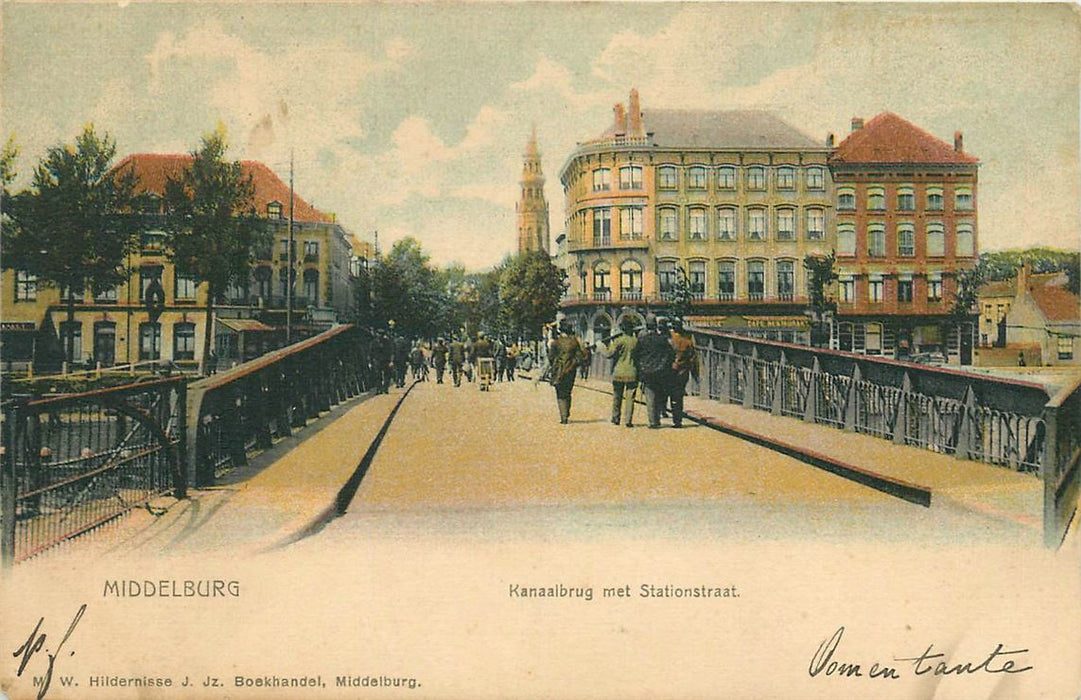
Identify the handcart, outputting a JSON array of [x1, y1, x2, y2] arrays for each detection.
[[477, 357, 496, 391]]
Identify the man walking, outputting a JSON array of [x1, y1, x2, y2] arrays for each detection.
[[632, 314, 674, 429], [668, 319, 698, 428], [449, 336, 466, 387], [431, 338, 448, 384], [603, 316, 639, 427], [548, 319, 587, 424], [370, 329, 394, 394]]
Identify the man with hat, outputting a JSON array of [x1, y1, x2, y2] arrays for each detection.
[[603, 316, 639, 427], [547, 318, 587, 424], [668, 318, 698, 428], [632, 313, 675, 429]]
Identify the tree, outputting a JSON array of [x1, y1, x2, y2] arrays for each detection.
[[163, 127, 267, 375], [803, 252, 838, 347], [499, 250, 566, 339], [663, 265, 695, 323], [2, 125, 141, 363]]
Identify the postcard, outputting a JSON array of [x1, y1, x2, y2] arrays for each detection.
[[1, 2, 1079, 699]]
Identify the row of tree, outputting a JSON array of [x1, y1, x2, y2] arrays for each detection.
[[2, 125, 267, 374]]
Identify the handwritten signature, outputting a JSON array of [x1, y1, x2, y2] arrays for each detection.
[[809, 625, 1033, 680], [12, 604, 86, 700]]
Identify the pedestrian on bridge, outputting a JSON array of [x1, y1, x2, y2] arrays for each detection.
[[632, 313, 675, 429], [431, 338, 448, 384], [603, 316, 639, 427], [449, 337, 466, 387], [548, 319, 588, 424], [393, 332, 410, 388], [668, 319, 698, 428], [370, 329, 394, 394]]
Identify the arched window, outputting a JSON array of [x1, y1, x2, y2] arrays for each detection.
[[867, 187, 886, 211], [837, 187, 856, 211], [955, 187, 974, 211], [657, 165, 678, 189], [897, 223, 916, 257], [687, 166, 707, 190], [658, 208, 679, 241], [746, 208, 767, 241], [619, 165, 642, 190], [805, 208, 825, 240], [303, 269, 319, 305], [776, 260, 795, 300], [805, 166, 825, 191], [688, 260, 706, 300], [620, 260, 643, 300], [592, 262, 611, 300], [867, 223, 886, 257], [717, 207, 737, 241], [776, 166, 796, 190], [897, 186, 915, 212], [956, 222, 975, 257], [688, 208, 707, 240], [717, 166, 737, 190], [717, 260, 737, 300], [592, 168, 611, 192], [173, 322, 196, 361], [926, 186, 944, 211], [776, 208, 796, 241], [746, 166, 766, 190], [593, 314, 612, 341], [747, 260, 766, 300], [927, 223, 945, 257], [658, 260, 679, 296], [837, 224, 856, 256]]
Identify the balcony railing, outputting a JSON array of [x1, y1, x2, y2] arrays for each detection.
[[620, 290, 642, 301], [592, 235, 612, 247], [592, 290, 612, 301]]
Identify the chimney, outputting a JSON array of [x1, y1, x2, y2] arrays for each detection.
[[954, 131, 964, 153], [1017, 259, 1031, 295], [613, 103, 627, 134], [628, 88, 644, 137], [826, 133, 835, 148], [851, 117, 864, 133]]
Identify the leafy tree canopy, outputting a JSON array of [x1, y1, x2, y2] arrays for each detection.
[[499, 250, 566, 339]]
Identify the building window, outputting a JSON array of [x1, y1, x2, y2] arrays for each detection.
[[955, 187, 974, 211], [805, 167, 825, 190], [868, 277, 884, 303], [15, 271, 38, 301], [1058, 335, 1074, 360], [717, 166, 737, 190], [837, 188, 856, 211], [659, 209, 678, 241], [620, 207, 643, 240], [747, 208, 766, 241], [867, 224, 886, 257], [898, 278, 914, 302], [658, 260, 679, 297], [776, 260, 795, 301], [747, 261, 765, 300], [657, 166, 678, 190], [927, 223, 945, 257], [898, 224, 915, 257], [140, 265, 163, 301], [839, 277, 854, 303], [718, 261, 736, 300], [746, 166, 766, 190], [619, 165, 642, 190], [267, 201, 283, 218], [173, 322, 196, 361], [278, 238, 297, 262], [93, 322, 116, 366], [620, 260, 643, 300], [592, 208, 612, 246], [592, 263, 611, 300], [688, 260, 706, 300], [303, 240, 319, 261], [956, 223, 975, 257], [592, 168, 611, 192], [927, 274, 943, 302], [303, 269, 319, 304], [897, 186, 915, 212], [776, 166, 796, 190], [279, 267, 293, 299], [867, 187, 885, 211], [59, 321, 82, 362], [927, 187, 944, 211], [95, 286, 118, 303], [688, 209, 707, 240], [806, 209, 824, 240], [254, 266, 272, 301], [776, 209, 795, 241], [865, 322, 883, 355], [175, 273, 198, 301], [687, 166, 707, 190], [60, 282, 85, 303], [837, 225, 856, 256], [139, 322, 161, 361], [717, 208, 737, 241]]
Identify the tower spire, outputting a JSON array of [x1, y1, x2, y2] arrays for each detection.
[[516, 128, 550, 255]]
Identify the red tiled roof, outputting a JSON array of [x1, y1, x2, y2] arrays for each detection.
[[113, 153, 333, 224], [830, 112, 979, 165], [1029, 284, 1080, 322]]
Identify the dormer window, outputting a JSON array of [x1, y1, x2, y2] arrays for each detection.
[[267, 201, 283, 219]]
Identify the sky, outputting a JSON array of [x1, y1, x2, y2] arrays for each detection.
[[3, 2, 1080, 271]]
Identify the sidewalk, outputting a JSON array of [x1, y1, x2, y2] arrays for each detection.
[[579, 378, 1045, 537]]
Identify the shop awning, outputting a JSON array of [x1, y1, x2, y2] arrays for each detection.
[[217, 318, 275, 333]]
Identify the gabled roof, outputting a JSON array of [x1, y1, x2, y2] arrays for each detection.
[[636, 110, 822, 150], [113, 153, 334, 224], [830, 112, 978, 165], [1029, 284, 1081, 322]]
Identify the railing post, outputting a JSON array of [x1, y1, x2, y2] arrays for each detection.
[[771, 353, 786, 416], [843, 363, 862, 432], [720, 342, 732, 403], [743, 346, 756, 409], [892, 373, 913, 445], [955, 386, 978, 461], [1041, 404, 1059, 548], [174, 381, 188, 500], [803, 357, 820, 424], [1, 399, 24, 572]]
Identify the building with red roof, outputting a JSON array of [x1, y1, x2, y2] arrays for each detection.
[[828, 112, 980, 363], [1000, 262, 1081, 365]]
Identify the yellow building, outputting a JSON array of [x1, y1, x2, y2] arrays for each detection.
[[558, 89, 833, 342], [1, 154, 356, 373]]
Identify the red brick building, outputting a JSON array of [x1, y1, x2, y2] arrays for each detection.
[[828, 113, 979, 363]]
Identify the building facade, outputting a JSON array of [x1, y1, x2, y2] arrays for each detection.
[[828, 113, 980, 363], [516, 129, 550, 255], [2, 154, 357, 372], [558, 89, 834, 343]]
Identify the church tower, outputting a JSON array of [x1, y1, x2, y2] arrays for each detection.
[[516, 127, 550, 255]]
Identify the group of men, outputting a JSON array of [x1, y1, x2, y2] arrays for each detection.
[[543, 313, 697, 428], [368, 328, 531, 392]]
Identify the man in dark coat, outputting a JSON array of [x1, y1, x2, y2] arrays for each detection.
[[393, 333, 410, 388], [370, 330, 394, 394], [631, 313, 675, 429], [668, 318, 698, 428], [448, 337, 466, 387], [547, 319, 587, 424], [431, 338, 448, 384]]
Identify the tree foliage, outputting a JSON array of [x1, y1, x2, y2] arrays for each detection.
[[163, 127, 266, 374], [803, 252, 838, 348], [368, 237, 459, 339], [499, 250, 566, 339], [663, 265, 695, 322], [2, 125, 142, 362]]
